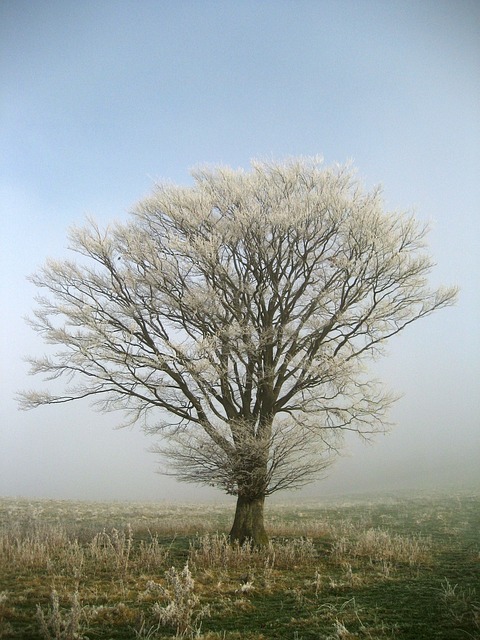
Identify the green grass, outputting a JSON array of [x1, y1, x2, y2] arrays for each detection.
[[0, 492, 478, 639]]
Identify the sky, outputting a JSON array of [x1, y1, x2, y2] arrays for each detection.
[[1, 0, 479, 504]]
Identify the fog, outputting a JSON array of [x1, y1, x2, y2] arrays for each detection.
[[2, 311, 477, 504], [1, 1, 478, 504]]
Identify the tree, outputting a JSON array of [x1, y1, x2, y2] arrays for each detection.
[[20, 158, 457, 545]]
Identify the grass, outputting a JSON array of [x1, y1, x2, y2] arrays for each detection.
[[0, 492, 479, 639]]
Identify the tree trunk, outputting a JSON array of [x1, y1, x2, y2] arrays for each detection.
[[229, 494, 269, 546]]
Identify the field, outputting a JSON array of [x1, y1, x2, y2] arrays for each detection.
[[0, 492, 478, 640]]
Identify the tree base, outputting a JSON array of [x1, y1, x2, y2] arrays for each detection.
[[229, 494, 269, 546]]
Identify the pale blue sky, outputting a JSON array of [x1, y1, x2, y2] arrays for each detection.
[[1, 0, 479, 502]]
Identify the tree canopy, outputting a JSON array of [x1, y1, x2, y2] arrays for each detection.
[[20, 158, 457, 542]]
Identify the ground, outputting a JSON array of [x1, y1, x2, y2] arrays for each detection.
[[0, 492, 478, 639]]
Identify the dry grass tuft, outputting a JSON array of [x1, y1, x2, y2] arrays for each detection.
[[36, 589, 88, 640], [189, 533, 317, 571], [331, 525, 432, 567]]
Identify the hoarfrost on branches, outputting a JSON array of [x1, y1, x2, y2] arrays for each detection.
[[20, 158, 457, 505]]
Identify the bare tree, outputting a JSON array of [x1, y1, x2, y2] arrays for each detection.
[[19, 158, 457, 544]]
